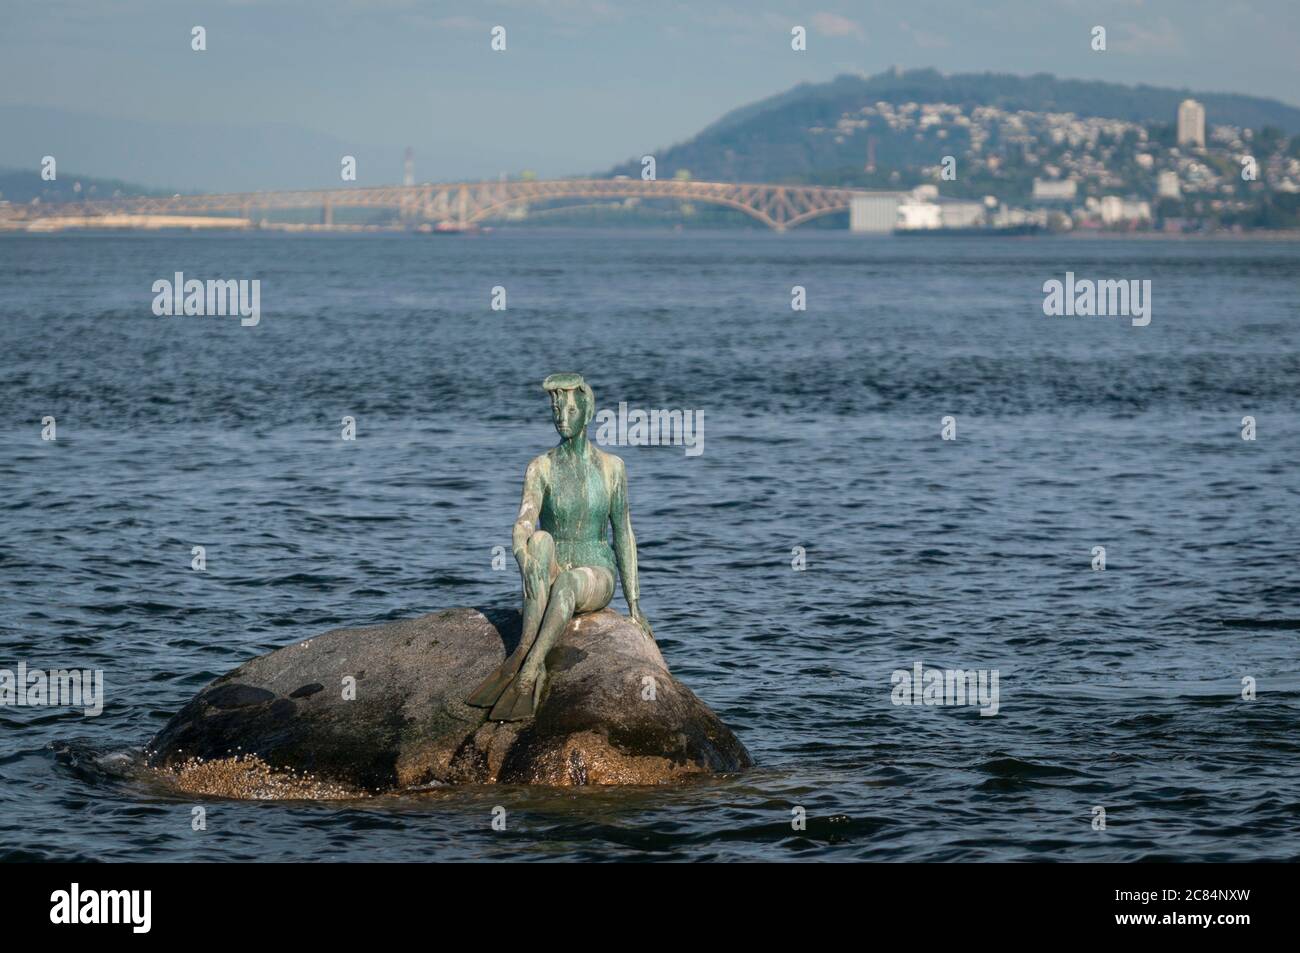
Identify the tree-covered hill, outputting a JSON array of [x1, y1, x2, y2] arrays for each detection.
[[604, 69, 1300, 184]]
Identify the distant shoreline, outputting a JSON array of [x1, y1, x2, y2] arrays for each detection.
[[3, 221, 1300, 240], [1059, 229, 1300, 241]]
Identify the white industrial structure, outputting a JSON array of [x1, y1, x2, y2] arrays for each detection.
[[853, 188, 989, 233], [850, 195, 901, 233]]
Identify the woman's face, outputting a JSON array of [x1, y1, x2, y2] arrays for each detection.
[[551, 387, 588, 439]]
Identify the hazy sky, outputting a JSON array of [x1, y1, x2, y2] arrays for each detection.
[[3, 0, 1298, 183]]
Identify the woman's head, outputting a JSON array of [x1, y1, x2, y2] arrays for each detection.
[[542, 373, 595, 439]]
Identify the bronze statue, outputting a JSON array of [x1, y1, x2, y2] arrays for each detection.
[[467, 373, 653, 721]]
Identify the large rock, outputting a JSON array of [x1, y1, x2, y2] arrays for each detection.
[[146, 607, 751, 796]]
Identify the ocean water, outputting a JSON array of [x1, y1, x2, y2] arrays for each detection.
[[1, 229, 1297, 862]]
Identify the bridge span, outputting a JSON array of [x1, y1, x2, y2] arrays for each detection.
[[6, 179, 905, 232]]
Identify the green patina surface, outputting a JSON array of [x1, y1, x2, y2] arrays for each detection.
[[465, 374, 654, 721]]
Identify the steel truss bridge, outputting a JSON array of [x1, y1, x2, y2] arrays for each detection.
[[9, 179, 904, 231]]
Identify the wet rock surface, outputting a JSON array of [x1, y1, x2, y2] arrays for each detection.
[[147, 607, 751, 797]]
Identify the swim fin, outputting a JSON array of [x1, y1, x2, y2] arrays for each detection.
[[465, 649, 525, 708], [487, 669, 547, 722]]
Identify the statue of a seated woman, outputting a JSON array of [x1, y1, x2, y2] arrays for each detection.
[[467, 373, 653, 721]]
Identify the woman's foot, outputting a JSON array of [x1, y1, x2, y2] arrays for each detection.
[[487, 665, 548, 722], [465, 645, 526, 708]]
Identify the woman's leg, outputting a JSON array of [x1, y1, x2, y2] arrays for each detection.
[[466, 530, 557, 708], [519, 530, 558, 649], [490, 566, 614, 720], [520, 567, 614, 682]]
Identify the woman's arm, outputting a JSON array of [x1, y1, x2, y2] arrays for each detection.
[[609, 454, 653, 638], [513, 457, 546, 596]]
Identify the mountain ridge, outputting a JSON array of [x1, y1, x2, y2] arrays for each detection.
[[7, 69, 1300, 197], [605, 68, 1300, 183]]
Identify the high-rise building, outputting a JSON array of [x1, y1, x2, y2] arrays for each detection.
[[1177, 99, 1205, 148], [1157, 170, 1181, 199]]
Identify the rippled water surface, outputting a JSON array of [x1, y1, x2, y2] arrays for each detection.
[[1, 230, 1298, 861]]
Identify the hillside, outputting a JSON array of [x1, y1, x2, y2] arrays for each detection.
[[0, 167, 164, 205], [605, 68, 1300, 184]]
